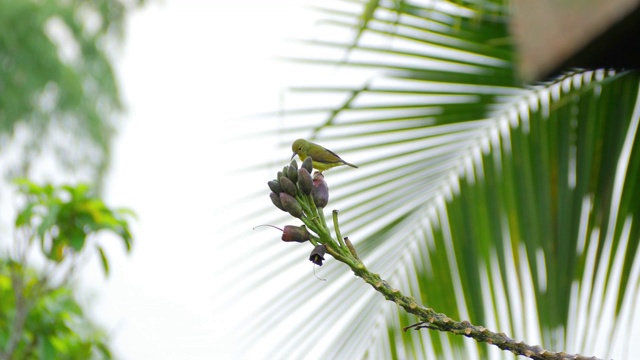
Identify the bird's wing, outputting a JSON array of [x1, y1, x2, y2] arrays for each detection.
[[317, 148, 344, 164]]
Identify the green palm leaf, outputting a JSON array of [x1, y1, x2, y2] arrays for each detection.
[[243, 1, 640, 359]]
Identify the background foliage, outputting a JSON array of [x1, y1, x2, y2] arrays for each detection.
[[0, 0, 144, 187], [1, 180, 134, 359], [1, 1, 142, 358], [0, 259, 112, 360]]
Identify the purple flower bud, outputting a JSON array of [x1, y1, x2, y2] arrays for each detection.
[[270, 192, 286, 212], [302, 157, 313, 173], [280, 193, 303, 218], [311, 172, 329, 208], [268, 180, 282, 194], [297, 168, 312, 195], [279, 176, 297, 197], [287, 164, 298, 183], [281, 225, 310, 243]]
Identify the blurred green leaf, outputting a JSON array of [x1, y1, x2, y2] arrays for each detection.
[[37, 203, 61, 239], [15, 203, 36, 228], [14, 180, 134, 276], [39, 336, 56, 360], [97, 246, 110, 277]]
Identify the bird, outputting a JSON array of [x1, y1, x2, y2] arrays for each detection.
[[291, 138, 358, 172]]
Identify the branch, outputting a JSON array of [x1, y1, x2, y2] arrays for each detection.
[[326, 243, 600, 360]]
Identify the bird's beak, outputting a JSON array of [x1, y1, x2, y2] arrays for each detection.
[[291, 152, 297, 160]]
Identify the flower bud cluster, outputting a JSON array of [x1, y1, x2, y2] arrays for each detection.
[[265, 156, 333, 267], [267, 157, 329, 217]]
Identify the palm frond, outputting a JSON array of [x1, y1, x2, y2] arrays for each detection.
[[242, 1, 640, 359]]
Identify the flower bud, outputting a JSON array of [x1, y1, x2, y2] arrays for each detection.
[[311, 172, 329, 208], [287, 164, 298, 183], [280, 193, 303, 218], [302, 157, 313, 173], [289, 159, 298, 169], [279, 176, 298, 197], [297, 168, 313, 195], [309, 244, 327, 266], [268, 180, 282, 194], [270, 192, 286, 212], [281, 225, 310, 243]]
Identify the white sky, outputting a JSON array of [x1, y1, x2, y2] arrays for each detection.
[[83, 1, 322, 359]]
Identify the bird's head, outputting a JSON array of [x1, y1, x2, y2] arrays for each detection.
[[291, 138, 307, 160]]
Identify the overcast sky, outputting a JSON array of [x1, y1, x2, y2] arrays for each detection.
[[82, 1, 321, 359]]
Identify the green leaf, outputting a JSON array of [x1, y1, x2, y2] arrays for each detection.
[[15, 203, 36, 227], [36, 203, 61, 239], [97, 246, 110, 276], [68, 230, 86, 251], [39, 336, 57, 360]]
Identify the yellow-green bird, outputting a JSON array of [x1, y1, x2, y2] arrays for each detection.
[[291, 138, 359, 172]]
